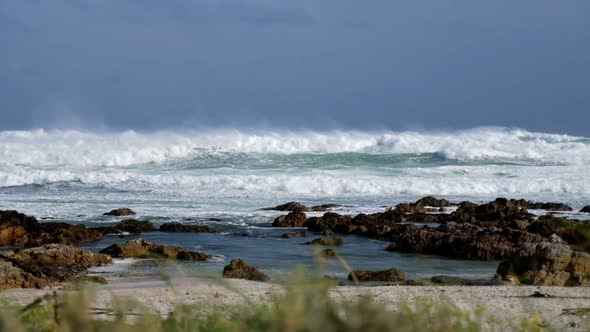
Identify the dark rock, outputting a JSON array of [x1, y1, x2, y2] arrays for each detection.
[[116, 219, 154, 234], [37, 223, 103, 245], [529, 291, 555, 298], [208, 218, 222, 222], [1, 210, 103, 247], [509, 219, 531, 230], [310, 204, 341, 212], [580, 206, 590, 213], [393, 196, 453, 215], [280, 230, 310, 239], [0, 210, 43, 246], [263, 202, 309, 212], [264, 202, 340, 212], [394, 203, 426, 214], [305, 208, 450, 240], [305, 212, 353, 233], [400, 280, 428, 286], [350, 210, 404, 235], [497, 242, 590, 286], [451, 198, 534, 225], [385, 222, 546, 261], [99, 239, 210, 261], [403, 213, 451, 223], [307, 237, 343, 246], [90, 226, 120, 236], [159, 222, 221, 234], [0, 210, 39, 231], [222, 259, 269, 282], [522, 201, 572, 211], [415, 196, 453, 207], [348, 268, 405, 282], [272, 209, 307, 227], [430, 275, 503, 286], [103, 208, 136, 216], [92, 219, 156, 236]]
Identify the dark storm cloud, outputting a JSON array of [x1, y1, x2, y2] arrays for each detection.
[[0, 0, 589, 134]]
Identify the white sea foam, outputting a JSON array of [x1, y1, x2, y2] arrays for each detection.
[[0, 128, 588, 201], [0, 165, 588, 197], [0, 127, 588, 167]]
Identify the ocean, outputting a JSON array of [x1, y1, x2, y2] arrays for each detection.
[[1, 127, 589, 280]]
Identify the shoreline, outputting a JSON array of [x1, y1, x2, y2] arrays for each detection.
[[2, 276, 590, 330], [2, 196, 590, 331]]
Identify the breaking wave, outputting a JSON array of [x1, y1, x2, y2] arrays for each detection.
[[0, 165, 588, 198], [0, 127, 588, 167]]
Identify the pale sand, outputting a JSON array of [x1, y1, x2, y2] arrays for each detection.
[[2, 277, 590, 331]]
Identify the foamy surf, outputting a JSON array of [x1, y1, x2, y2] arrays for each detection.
[[0, 127, 588, 167], [0, 126, 589, 219]]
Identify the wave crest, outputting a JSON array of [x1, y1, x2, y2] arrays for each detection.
[[0, 127, 588, 167]]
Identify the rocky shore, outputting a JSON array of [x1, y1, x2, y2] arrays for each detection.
[[0, 209, 219, 290], [269, 197, 590, 286], [1, 196, 590, 290]]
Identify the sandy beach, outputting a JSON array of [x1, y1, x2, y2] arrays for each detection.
[[2, 276, 589, 331]]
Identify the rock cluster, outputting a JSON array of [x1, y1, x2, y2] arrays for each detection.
[[99, 239, 210, 261], [1, 210, 102, 247], [385, 222, 545, 261], [0, 244, 111, 290], [92, 219, 154, 235], [450, 198, 534, 225], [0, 209, 220, 290], [271, 197, 589, 264], [0, 259, 46, 290], [159, 222, 221, 233]]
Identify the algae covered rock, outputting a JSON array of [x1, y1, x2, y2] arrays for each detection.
[[222, 259, 269, 282], [272, 209, 308, 228], [99, 239, 210, 261], [348, 268, 406, 282], [497, 242, 590, 286]]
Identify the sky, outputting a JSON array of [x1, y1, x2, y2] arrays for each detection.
[[0, 0, 589, 135]]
